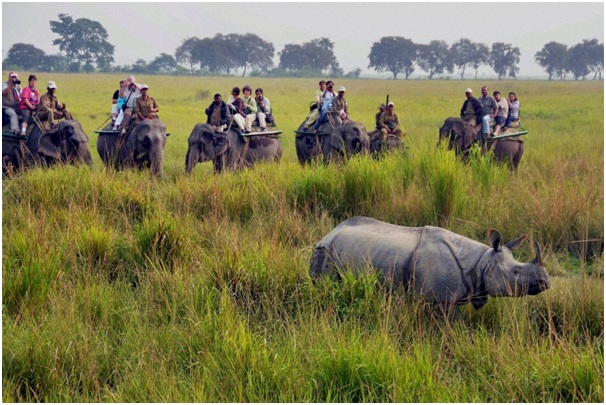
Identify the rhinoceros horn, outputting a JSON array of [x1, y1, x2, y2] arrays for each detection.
[[532, 240, 544, 266]]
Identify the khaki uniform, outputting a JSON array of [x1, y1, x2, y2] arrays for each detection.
[[379, 111, 404, 141], [37, 91, 73, 129], [332, 96, 348, 117], [135, 96, 159, 121]]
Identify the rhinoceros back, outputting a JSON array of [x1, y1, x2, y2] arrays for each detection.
[[309, 217, 423, 284]]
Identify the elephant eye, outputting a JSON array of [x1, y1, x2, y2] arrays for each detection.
[[142, 137, 151, 148]]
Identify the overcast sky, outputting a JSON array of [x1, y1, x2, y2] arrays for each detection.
[[2, 1, 604, 78]]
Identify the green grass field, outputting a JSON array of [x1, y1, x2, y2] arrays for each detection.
[[2, 73, 603, 402]]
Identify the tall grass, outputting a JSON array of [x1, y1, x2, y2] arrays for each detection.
[[2, 76, 603, 401]]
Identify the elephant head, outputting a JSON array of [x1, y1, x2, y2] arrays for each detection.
[[185, 123, 229, 173], [323, 121, 370, 164], [117, 119, 167, 176], [37, 119, 93, 166], [438, 117, 475, 157]]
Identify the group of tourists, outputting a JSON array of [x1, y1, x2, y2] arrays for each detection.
[[110, 75, 159, 133], [460, 86, 520, 139], [204, 86, 274, 133], [2, 71, 73, 135], [300, 80, 349, 133]]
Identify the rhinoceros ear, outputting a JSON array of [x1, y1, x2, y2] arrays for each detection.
[[505, 234, 527, 251], [487, 229, 502, 251]]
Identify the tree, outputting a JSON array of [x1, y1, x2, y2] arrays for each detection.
[[4, 43, 46, 70], [279, 37, 340, 74], [470, 43, 489, 79], [130, 59, 148, 74], [192, 35, 234, 74], [582, 39, 604, 80], [450, 38, 477, 79], [148, 53, 178, 74], [368, 36, 419, 79], [489, 42, 520, 79], [567, 42, 591, 80], [229, 33, 274, 77], [535, 42, 569, 80], [278, 44, 307, 71], [42, 54, 70, 72], [50, 13, 115, 71], [345, 68, 362, 78], [306, 37, 339, 74], [175, 37, 201, 74], [418, 40, 454, 79]]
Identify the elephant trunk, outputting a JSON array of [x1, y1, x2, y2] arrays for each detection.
[[148, 145, 165, 177], [79, 144, 93, 167], [351, 137, 361, 153], [185, 145, 199, 174]]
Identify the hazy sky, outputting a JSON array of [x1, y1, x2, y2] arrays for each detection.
[[2, 1, 604, 78]]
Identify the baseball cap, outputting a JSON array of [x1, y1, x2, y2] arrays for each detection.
[[140, 84, 149, 90], [339, 86, 346, 92], [47, 80, 57, 89], [387, 102, 394, 107], [465, 88, 473, 93]]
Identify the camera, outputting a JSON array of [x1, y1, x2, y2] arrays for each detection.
[[328, 84, 333, 88], [14, 80, 21, 85]]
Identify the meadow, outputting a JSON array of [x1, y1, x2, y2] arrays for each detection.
[[2, 73, 603, 402]]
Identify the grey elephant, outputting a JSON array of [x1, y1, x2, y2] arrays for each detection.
[[310, 216, 550, 311], [2, 119, 92, 174], [439, 117, 524, 169], [367, 128, 406, 158], [322, 121, 370, 164], [185, 123, 282, 173], [97, 119, 168, 176], [295, 118, 369, 165]]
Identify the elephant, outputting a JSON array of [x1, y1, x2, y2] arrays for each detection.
[[368, 128, 406, 158], [2, 119, 92, 174], [322, 120, 371, 164], [295, 117, 370, 165], [295, 115, 342, 165], [439, 117, 524, 170], [185, 123, 282, 173], [97, 119, 168, 176]]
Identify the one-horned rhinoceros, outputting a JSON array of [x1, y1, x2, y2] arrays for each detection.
[[309, 217, 550, 310]]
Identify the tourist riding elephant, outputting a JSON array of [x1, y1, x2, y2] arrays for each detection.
[[322, 121, 371, 164], [185, 123, 282, 173], [2, 119, 92, 174], [97, 119, 168, 176], [439, 117, 524, 170]]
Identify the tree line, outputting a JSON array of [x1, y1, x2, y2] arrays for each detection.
[[3, 13, 603, 80]]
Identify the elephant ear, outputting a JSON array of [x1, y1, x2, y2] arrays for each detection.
[[330, 127, 346, 151], [37, 129, 62, 159], [117, 124, 149, 164]]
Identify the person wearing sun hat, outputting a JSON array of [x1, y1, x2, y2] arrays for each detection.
[[332, 86, 349, 121], [375, 103, 386, 130], [379, 101, 404, 142], [38, 80, 73, 130], [2, 71, 22, 134], [135, 84, 159, 122], [460, 87, 482, 127]]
